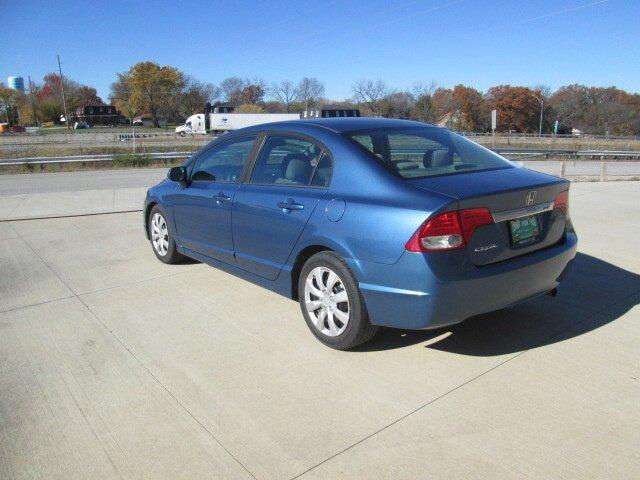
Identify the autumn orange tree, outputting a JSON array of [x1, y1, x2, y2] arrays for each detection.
[[485, 85, 540, 132], [451, 85, 486, 131]]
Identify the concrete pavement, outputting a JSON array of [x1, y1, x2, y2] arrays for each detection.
[[0, 169, 167, 220], [0, 182, 639, 479]]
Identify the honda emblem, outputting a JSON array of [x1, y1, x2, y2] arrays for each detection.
[[525, 191, 537, 206]]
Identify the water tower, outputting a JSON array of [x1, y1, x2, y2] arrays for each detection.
[[7, 76, 25, 93]]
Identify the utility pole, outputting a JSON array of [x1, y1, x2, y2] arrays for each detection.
[[535, 95, 544, 137], [28, 76, 39, 126], [538, 98, 544, 137], [57, 54, 70, 130]]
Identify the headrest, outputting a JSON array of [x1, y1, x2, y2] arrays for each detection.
[[423, 149, 453, 168], [285, 157, 311, 184], [281, 153, 308, 176], [422, 150, 434, 168], [432, 149, 453, 167]]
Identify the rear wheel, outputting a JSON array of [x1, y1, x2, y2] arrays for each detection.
[[148, 205, 183, 264], [298, 251, 377, 350]]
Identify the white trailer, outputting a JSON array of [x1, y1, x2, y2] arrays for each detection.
[[175, 112, 300, 135]]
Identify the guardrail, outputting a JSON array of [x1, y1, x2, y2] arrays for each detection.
[[1, 150, 639, 181], [0, 151, 192, 166], [497, 149, 640, 159]]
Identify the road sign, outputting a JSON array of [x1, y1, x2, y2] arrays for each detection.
[[491, 109, 497, 131]]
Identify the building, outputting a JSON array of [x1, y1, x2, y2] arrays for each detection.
[[74, 105, 123, 126], [132, 114, 166, 127], [435, 112, 460, 129], [208, 102, 236, 114], [302, 105, 360, 118]]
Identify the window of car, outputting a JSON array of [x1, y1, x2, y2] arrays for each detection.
[[344, 127, 513, 179], [191, 135, 257, 183], [250, 134, 330, 187]]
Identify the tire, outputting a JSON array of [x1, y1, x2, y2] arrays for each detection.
[[148, 205, 184, 264], [298, 251, 378, 350]]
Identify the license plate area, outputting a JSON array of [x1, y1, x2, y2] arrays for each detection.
[[509, 215, 540, 247]]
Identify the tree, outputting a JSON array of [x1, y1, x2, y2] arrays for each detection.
[[409, 82, 437, 123], [451, 85, 485, 131], [220, 77, 245, 103], [430, 88, 453, 122], [378, 91, 415, 119], [0, 83, 20, 124], [411, 93, 432, 123], [235, 103, 265, 113], [69, 86, 103, 109], [110, 72, 138, 121], [486, 85, 540, 132], [298, 77, 325, 110], [180, 77, 219, 118], [548, 84, 640, 135], [270, 80, 299, 112], [352, 79, 387, 114], [34, 73, 103, 123], [237, 80, 266, 104], [111, 62, 185, 126]]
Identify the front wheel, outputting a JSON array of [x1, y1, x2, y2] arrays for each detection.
[[148, 205, 183, 264], [298, 251, 377, 350]]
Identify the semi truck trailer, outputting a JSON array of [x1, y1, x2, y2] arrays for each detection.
[[175, 112, 300, 135]]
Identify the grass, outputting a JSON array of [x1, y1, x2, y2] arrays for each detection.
[[0, 158, 184, 175], [112, 153, 154, 167]]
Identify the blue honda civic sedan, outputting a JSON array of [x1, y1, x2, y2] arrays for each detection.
[[144, 118, 577, 349]]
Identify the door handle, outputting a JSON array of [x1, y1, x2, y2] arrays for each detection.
[[215, 192, 231, 204], [278, 198, 304, 211]]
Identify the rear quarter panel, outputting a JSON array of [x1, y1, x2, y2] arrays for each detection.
[[289, 133, 456, 270]]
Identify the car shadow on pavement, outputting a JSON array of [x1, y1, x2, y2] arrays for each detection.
[[355, 252, 640, 355]]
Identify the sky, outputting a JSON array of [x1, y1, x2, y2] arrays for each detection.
[[1, 0, 638, 102]]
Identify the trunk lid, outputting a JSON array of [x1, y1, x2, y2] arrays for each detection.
[[408, 167, 569, 266]]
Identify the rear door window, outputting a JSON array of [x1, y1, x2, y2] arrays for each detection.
[[250, 135, 328, 187]]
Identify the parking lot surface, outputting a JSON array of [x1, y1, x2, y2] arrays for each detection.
[[1, 181, 639, 479]]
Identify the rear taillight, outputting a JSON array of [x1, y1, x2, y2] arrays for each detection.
[[406, 208, 494, 252], [554, 190, 569, 218], [459, 208, 494, 243]]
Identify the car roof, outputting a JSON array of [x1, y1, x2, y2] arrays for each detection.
[[241, 117, 432, 134]]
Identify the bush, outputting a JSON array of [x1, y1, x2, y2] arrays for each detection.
[[112, 153, 154, 167]]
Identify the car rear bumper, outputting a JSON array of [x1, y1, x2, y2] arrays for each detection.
[[354, 232, 577, 330]]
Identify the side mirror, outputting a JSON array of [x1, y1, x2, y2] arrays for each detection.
[[168, 166, 187, 183]]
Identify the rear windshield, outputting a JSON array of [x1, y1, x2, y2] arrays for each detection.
[[343, 126, 513, 179]]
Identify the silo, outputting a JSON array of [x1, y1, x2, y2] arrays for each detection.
[[7, 76, 25, 93]]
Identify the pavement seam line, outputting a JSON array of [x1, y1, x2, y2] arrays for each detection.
[[0, 265, 204, 315], [12, 228, 259, 480], [288, 288, 640, 479], [10, 229, 126, 478], [0, 209, 142, 223], [76, 298, 259, 480], [0, 294, 77, 315]]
